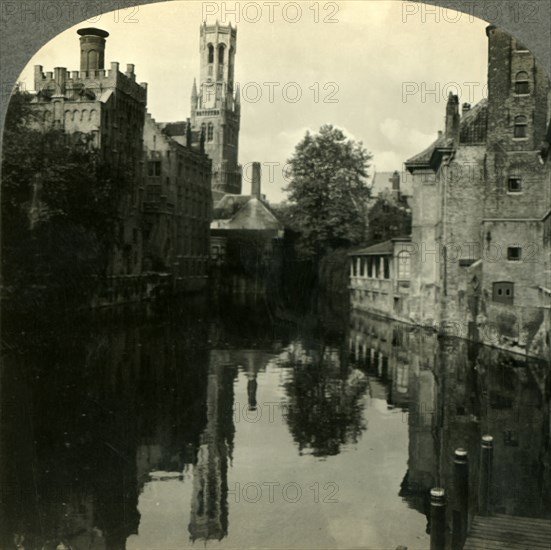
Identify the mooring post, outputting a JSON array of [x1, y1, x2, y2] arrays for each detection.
[[452, 448, 469, 549], [478, 435, 493, 516], [430, 487, 446, 550]]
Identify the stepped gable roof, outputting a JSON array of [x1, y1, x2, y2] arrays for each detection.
[[162, 121, 188, 136]]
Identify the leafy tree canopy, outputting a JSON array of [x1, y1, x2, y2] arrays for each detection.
[[1, 91, 131, 310], [284, 125, 372, 257]]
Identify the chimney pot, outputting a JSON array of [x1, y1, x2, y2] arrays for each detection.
[[77, 27, 109, 73], [251, 162, 261, 198]]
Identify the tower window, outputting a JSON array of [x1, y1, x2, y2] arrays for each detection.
[[507, 247, 522, 261], [514, 71, 530, 95], [207, 44, 214, 64], [513, 115, 528, 138], [207, 123, 214, 142], [218, 44, 225, 64], [508, 177, 522, 193], [492, 282, 514, 304]]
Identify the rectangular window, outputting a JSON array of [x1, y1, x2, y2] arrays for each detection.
[[507, 247, 522, 261], [383, 257, 390, 279], [148, 160, 161, 177], [492, 282, 514, 304], [508, 177, 522, 193]]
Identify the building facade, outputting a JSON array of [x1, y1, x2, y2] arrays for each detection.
[[349, 237, 412, 320], [142, 113, 212, 292], [32, 27, 147, 278], [404, 25, 551, 357]]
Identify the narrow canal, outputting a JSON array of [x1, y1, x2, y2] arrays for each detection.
[[1, 296, 549, 549]]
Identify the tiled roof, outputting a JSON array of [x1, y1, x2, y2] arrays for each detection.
[[349, 240, 393, 256]]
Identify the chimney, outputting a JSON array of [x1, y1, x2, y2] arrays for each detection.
[[251, 162, 261, 198], [391, 170, 400, 192], [462, 102, 471, 115], [445, 92, 460, 141], [77, 27, 109, 73], [186, 118, 192, 148]]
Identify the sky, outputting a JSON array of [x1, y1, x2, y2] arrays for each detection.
[[18, 0, 489, 202]]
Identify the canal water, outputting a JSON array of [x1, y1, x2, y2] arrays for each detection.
[[0, 296, 549, 549]]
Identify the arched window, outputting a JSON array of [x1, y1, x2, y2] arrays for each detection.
[[397, 251, 411, 280], [207, 44, 214, 64], [207, 122, 214, 142], [513, 115, 528, 138], [218, 44, 225, 64], [514, 71, 529, 95]]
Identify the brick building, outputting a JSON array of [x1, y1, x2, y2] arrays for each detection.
[[32, 27, 147, 278], [405, 25, 551, 357], [142, 113, 212, 291]]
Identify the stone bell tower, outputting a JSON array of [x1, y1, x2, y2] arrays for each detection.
[[191, 21, 242, 195]]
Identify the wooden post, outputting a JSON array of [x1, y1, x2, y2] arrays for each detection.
[[430, 487, 446, 550], [452, 448, 469, 549], [478, 435, 493, 516]]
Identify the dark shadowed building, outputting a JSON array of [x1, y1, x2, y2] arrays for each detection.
[[210, 162, 290, 297]]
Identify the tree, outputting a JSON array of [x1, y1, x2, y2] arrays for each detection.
[[366, 190, 412, 244], [1, 91, 130, 311], [283, 125, 372, 257]]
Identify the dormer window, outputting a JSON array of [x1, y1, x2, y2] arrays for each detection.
[[514, 71, 530, 95], [508, 176, 522, 193], [513, 115, 527, 139]]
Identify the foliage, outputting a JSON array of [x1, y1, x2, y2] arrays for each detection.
[[366, 190, 412, 244], [1, 91, 130, 310], [283, 125, 372, 257]]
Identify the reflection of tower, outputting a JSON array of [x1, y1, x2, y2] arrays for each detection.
[[191, 21, 241, 194], [189, 358, 237, 542]]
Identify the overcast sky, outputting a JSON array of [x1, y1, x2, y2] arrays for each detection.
[[19, 0, 489, 202]]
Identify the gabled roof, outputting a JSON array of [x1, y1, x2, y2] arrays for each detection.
[[405, 98, 488, 171], [212, 194, 252, 220], [211, 196, 285, 231], [405, 133, 452, 170]]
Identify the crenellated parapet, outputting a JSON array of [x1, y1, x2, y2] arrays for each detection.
[[34, 61, 147, 105]]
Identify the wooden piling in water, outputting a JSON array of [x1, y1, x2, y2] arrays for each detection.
[[452, 448, 469, 549], [430, 487, 447, 550], [478, 435, 493, 516]]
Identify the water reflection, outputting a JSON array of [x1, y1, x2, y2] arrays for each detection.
[[0, 300, 548, 550]]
